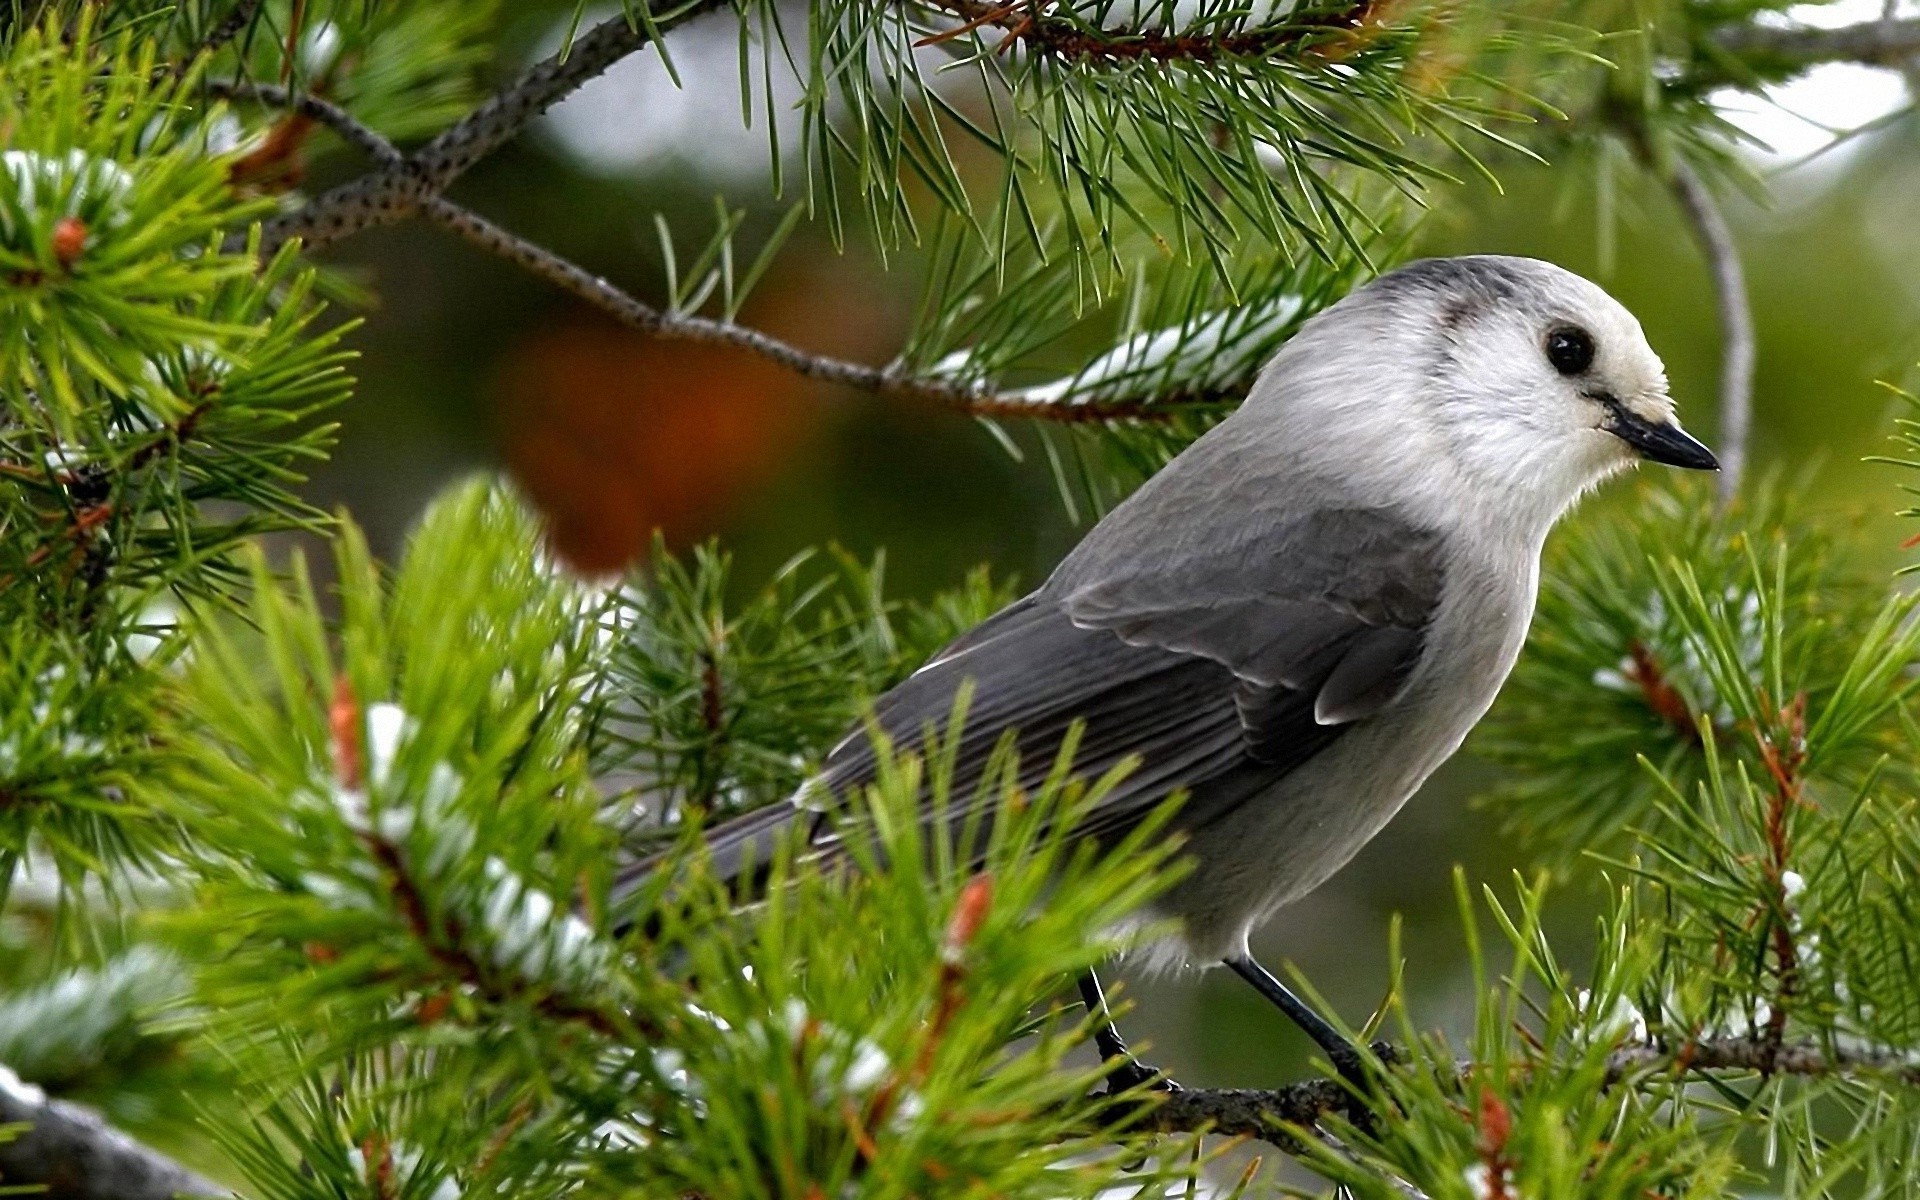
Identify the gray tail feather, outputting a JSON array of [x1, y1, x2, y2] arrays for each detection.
[[612, 801, 806, 923]]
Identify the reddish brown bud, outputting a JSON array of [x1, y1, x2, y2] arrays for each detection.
[[50, 217, 86, 268], [360, 1133, 394, 1199], [330, 675, 363, 791], [415, 991, 453, 1026], [1476, 1086, 1512, 1158], [302, 941, 339, 964], [942, 874, 993, 961]]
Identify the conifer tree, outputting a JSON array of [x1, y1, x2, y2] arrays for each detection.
[[3, 2, 1920, 1196]]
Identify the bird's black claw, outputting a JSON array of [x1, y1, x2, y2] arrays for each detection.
[[1327, 1040, 1400, 1134], [1101, 1058, 1181, 1096]]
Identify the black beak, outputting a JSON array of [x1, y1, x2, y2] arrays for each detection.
[[1599, 396, 1719, 471]]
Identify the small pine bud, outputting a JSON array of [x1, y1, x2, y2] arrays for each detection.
[[415, 991, 453, 1026], [1475, 1085, 1512, 1158], [330, 675, 363, 791], [51, 218, 87, 270], [50, 216, 86, 268], [942, 874, 993, 963], [360, 1134, 393, 1198], [303, 941, 339, 965]]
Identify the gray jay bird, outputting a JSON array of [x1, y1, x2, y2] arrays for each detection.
[[634, 254, 1717, 1083]]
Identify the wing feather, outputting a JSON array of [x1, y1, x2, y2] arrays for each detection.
[[690, 505, 1448, 890]]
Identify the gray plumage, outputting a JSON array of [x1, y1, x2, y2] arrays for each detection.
[[643, 254, 1715, 968]]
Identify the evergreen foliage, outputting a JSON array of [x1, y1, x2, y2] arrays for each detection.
[[4, 0, 1920, 1196]]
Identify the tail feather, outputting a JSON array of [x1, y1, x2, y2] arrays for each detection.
[[613, 800, 807, 912]]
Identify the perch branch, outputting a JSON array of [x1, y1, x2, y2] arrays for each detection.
[[0, 1066, 222, 1199], [10, 1030, 1919, 1194], [1667, 161, 1753, 505], [1137, 1036, 1920, 1147]]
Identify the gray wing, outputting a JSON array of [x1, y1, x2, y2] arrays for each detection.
[[818, 505, 1447, 832], [635, 505, 1448, 897]]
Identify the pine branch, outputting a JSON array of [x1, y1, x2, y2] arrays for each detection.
[[917, 0, 1384, 65], [252, 2, 728, 256], [0, 1067, 221, 1200], [1712, 15, 1920, 70], [1140, 1036, 1920, 1147], [358, 827, 648, 1045], [1667, 160, 1752, 505]]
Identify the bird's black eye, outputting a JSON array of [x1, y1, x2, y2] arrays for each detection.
[[1545, 326, 1595, 376]]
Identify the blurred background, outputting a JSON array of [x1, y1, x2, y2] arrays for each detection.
[[302, 0, 1920, 1103]]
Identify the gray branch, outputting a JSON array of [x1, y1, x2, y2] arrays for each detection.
[[1668, 161, 1753, 505], [205, 81, 403, 167], [1712, 15, 1920, 70], [252, 0, 727, 256], [0, 1067, 222, 1199], [418, 197, 1175, 423]]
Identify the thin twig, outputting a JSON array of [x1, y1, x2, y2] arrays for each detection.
[[174, 0, 265, 76], [1668, 160, 1753, 505], [420, 197, 1178, 423], [920, 0, 1384, 63], [0, 1066, 222, 1199], [207, 79, 403, 166], [8, 1031, 1916, 1198], [251, 2, 728, 256]]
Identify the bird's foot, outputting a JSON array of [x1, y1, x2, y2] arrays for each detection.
[[1099, 1056, 1182, 1097], [1326, 1040, 1399, 1135]]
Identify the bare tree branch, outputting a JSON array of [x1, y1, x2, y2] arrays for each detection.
[[0, 1066, 222, 1200], [252, 1, 727, 256], [206, 80, 403, 167], [1712, 15, 1920, 70], [1668, 161, 1753, 505], [419, 197, 1187, 423]]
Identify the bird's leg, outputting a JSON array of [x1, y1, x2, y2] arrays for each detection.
[[1077, 969, 1178, 1093], [1223, 954, 1367, 1083]]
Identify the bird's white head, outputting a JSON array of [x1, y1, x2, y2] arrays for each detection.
[[1250, 255, 1717, 538]]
